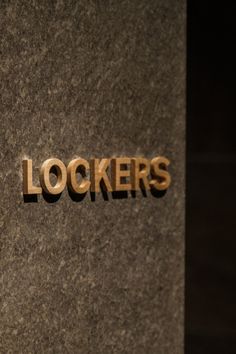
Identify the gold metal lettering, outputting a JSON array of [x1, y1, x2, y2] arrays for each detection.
[[131, 158, 150, 190], [67, 158, 91, 194], [22, 159, 42, 195], [111, 158, 132, 191], [150, 156, 171, 191], [90, 159, 112, 192], [22, 155, 172, 197], [40, 158, 67, 195]]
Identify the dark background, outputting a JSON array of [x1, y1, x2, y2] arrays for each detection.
[[186, 2, 236, 353]]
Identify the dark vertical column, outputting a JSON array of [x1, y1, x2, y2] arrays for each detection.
[[187, 2, 236, 353]]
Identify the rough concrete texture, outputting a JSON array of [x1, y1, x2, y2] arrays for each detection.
[[0, 1, 185, 353]]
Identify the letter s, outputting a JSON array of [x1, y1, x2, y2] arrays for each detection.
[[149, 156, 171, 191]]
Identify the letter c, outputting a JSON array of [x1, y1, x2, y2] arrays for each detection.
[[67, 158, 91, 194]]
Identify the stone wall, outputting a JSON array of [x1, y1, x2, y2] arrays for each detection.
[[0, 1, 185, 352]]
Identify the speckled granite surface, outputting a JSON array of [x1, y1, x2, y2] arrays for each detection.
[[0, 1, 185, 353]]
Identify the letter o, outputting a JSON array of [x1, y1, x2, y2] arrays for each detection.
[[40, 158, 67, 195]]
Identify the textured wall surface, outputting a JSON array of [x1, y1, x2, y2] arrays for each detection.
[[0, 1, 185, 353]]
